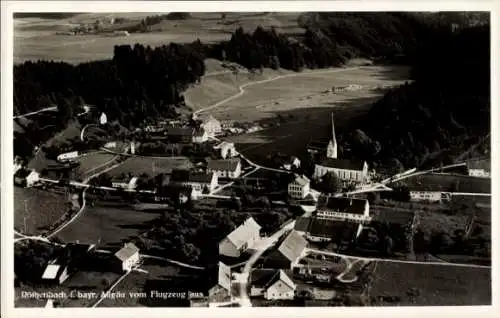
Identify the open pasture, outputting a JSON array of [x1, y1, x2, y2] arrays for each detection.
[[54, 204, 160, 249], [14, 187, 69, 235], [15, 13, 301, 64], [106, 156, 193, 178], [369, 262, 491, 306]]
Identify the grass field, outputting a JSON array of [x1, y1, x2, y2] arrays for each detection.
[[106, 156, 193, 178], [97, 258, 202, 307], [54, 204, 160, 248], [75, 152, 117, 179], [416, 211, 470, 239], [15, 13, 301, 64], [15, 270, 121, 308], [369, 262, 491, 306], [14, 187, 69, 234]]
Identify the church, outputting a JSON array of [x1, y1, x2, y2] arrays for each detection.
[[311, 113, 369, 185]]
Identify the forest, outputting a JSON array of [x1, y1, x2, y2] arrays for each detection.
[[340, 23, 490, 170]]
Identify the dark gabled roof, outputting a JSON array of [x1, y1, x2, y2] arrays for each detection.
[[165, 127, 194, 136], [277, 230, 308, 263], [294, 217, 312, 232], [115, 243, 139, 262], [307, 218, 360, 243], [207, 159, 241, 172], [317, 158, 366, 171], [405, 173, 491, 193], [171, 169, 214, 184], [250, 269, 295, 290], [317, 196, 367, 215]]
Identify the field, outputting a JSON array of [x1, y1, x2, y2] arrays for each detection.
[[369, 262, 491, 306], [15, 270, 121, 308], [97, 258, 204, 307], [54, 204, 160, 249], [74, 152, 118, 179], [415, 210, 470, 239], [106, 156, 193, 177], [15, 13, 301, 64], [14, 187, 69, 234]]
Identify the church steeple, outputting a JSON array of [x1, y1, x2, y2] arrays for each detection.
[[327, 113, 338, 159]]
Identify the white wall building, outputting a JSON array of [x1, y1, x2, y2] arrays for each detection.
[[114, 243, 140, 272], [99, 112, 108, 125], [200, 115, 222, 137], [314, 158, 369, 184], [57, 151, 79, 162], [214, 142, 237, 159], [219, 217, 261, 258], [315, 196, 371, 223], [207, 159, 242, 179], [288, 175, 310, 199], [112, 176, 139, 191]]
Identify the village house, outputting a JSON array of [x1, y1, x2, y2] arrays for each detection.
[[41, 243, 95, 285], [208, 262, 232, 303], [265, 230, 308, 270], [114, 242, 140, 272], [213, 141, 238, 159], [315, 196, 371, 223], [306, 218, 362, 247], [207, 158, 242, 179], [170, 169, 219, 195], [193, 128, 209, 143], [250, 269, 296, 300], [313, 158, 369, 185], [99, 112, 108, 125], [282, 156, 301, 171], [288, 175, 311, 199], [112, 176, 139, 191], [200, 115, 222, 137], [219, 217, 262, 258], [103, 141, 117, 149], [57, 151, 79, 162], [14, 169, 40, 188], [467, 159, 490, 178]]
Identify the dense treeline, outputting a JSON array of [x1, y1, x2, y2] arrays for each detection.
[[341, 23, 490, 170], [207, 13, 441, 71]]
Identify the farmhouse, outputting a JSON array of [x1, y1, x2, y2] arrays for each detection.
[[207, 158, 242, 179], [265, 230, 308, 270], [282, 156, 301, 171], [315, 196, 371, 223], [467, 159, 490, 178], [405, 173, 491, 203], [288, 175, 310, 199], [208, 262, 232, 303], [14, 169, 39, 188], [314, 158, 368, 184], [193, 128, 209, 143], [112, 176, 139, 191], [171, 169, 219, 195], [57, 151, 79, 162], [306, 218, 362, 246], [200, 115, 222, 137], [114, 242, 140, 272], [41, 243, 95, 285], [213, 141, 238, 159], [250, 269, 296, 300], [219, 217, 261, 258]]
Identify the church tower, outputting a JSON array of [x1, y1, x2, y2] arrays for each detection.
[[326, 113, 338, 159]]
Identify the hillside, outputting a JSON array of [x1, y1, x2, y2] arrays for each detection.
[[339, 23, 490, 171]]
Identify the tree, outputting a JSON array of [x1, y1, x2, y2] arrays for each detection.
[[321, 171, 340, 194]]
